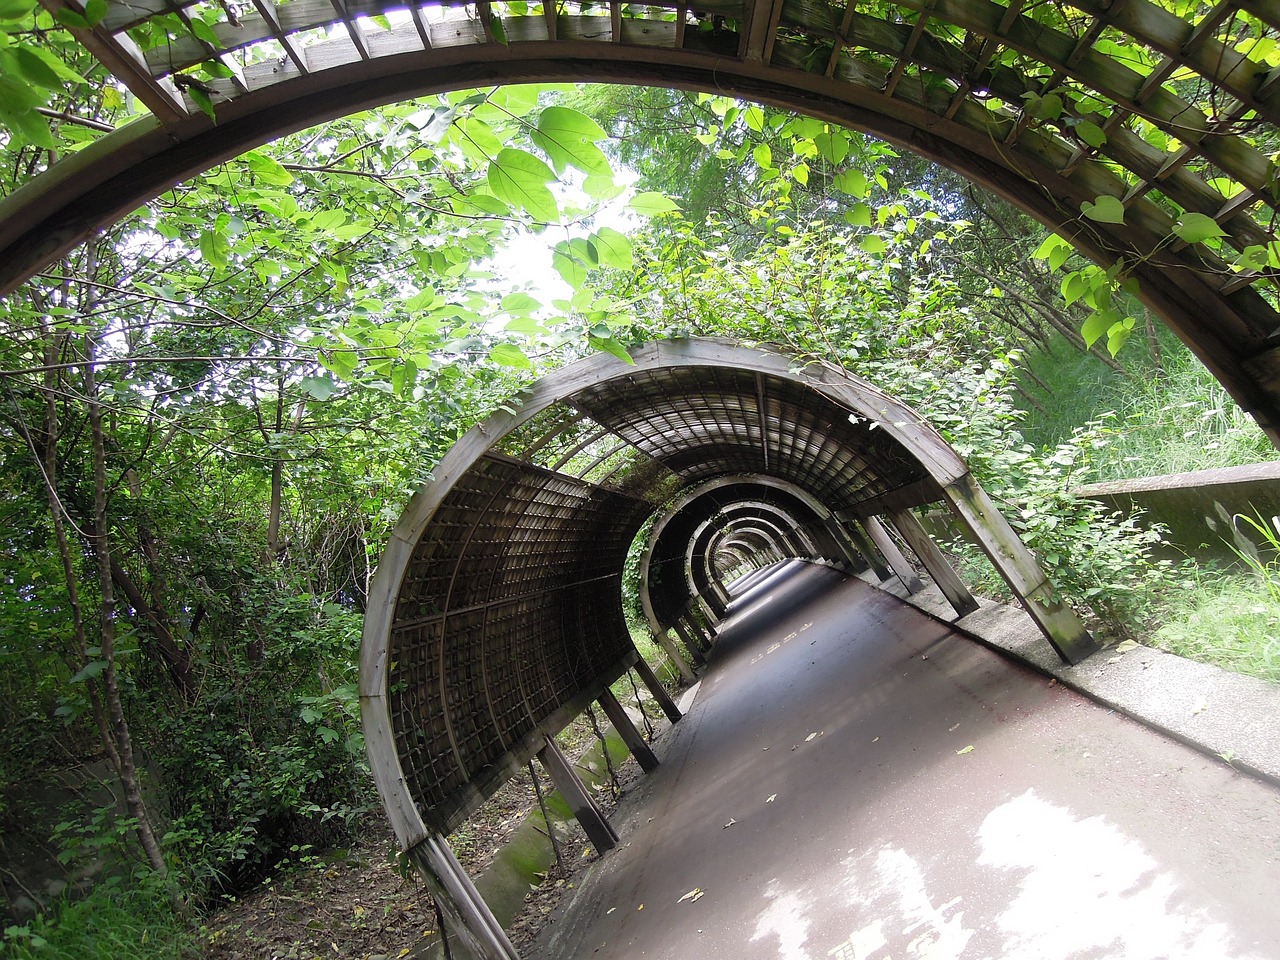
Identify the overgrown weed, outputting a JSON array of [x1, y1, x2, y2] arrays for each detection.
[[2, 873, 194, 960], [1152, 570, 1280, 684]]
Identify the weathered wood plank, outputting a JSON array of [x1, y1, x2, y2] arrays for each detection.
[[863, 515, 925, 594], [598, 688, 660, 773], [408, 834, 521, 960], [631, 655, 683, 723], [942, 473, 1100, 664], [537, 736, 619, 853], [887, 508, 979, 618]]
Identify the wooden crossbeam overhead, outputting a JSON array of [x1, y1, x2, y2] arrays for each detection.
[[9, 0, 1280, 441], [37, 0, 189, 121], [252, 0, 310, 72]]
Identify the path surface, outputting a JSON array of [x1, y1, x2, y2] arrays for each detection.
[[534, 562, 1280, 960]]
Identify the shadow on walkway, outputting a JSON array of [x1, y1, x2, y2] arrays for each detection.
[[535, 563, 1280, 960]]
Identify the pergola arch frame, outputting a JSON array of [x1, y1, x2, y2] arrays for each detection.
[[348, 336, 1105, 958], [8, 1, 1280, 438], [637, 471, 854, 639]]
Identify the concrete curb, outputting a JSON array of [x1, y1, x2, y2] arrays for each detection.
[[858, 570, 1280, 787]]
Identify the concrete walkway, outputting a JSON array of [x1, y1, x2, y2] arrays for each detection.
[[534, 562, 1280, 960]]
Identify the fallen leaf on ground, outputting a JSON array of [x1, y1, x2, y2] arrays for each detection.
[[678, 888, 705, 904], [956, 745, 974, 756], [766, 793, 777, 803], [805, 732, 817, 742], [724, 818, 737, 828]]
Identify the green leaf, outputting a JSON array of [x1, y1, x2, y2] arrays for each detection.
[[189, 16, 219, 45], [1081, 309, 1116, 348], [487, 148, 559, 222], [743, 106, 766, 133], [199, 229, 229, 268], [463, 192, 511, 216], [552, 247, 589, 289], [791, 162, 809, 187], [583, 175, 626, 201], [844, 203, 871, 228], [834, 167, 867, 199], [752, 143, 773, 169], [0, 99, 54, 148], [82, 0, 109, 25], [0, 0, 37, 21], [406, 287, 437, 312], [588, 334, 634, 365], [628, 192, 681, 217], [243, 150, 294, 186], [19, 46, 87, 84], [536, 104, 606, 143], [1080, 195, 1125, 224], [859, 235, 887, 255], [13, 47, 64, 89], [450, 115, 503, 163], [1171, 212, 1227, 244], [1107, 317, 1136, 357], [298, 376, 338, 400], [187, 85, 217, 123], [489, 342, 532, 369], [1060, 271, 1089, 306], [1032, 233, 1073, 272], [323, 348, 358, 379], [70, 660, 107, 684], [1022, 91, 1063, 122], [1074, 119, 1106, 148], [814, 131, 849, 165], [501, 291, 542, 312], [489, 15, 507, 45], [531, 107, 612, 175], [591, 227, 633, 270], [310, 209, 346, 232], [567, 236, 598, 266], [54, 7, 88, 28], [531, 130, 612, 177]]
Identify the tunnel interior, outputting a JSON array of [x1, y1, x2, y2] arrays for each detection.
[[359, 336, 1105, 957]]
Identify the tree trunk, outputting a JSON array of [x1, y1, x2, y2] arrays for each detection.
[[36, 324, 120, 773], [84, 335, 168, 878]]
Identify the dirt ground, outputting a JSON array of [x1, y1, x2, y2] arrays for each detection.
[[201, 715, 643, 960]]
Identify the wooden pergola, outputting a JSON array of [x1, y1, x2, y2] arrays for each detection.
[[4, 0, 1280, 440], [360, 337, 1096, 958], [7, 4, 1280, 952]]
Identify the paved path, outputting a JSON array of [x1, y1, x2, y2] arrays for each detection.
[[535, 562, 1280, 960]]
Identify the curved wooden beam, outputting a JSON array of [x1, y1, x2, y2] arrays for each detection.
[[2, 41, 1280, 440]]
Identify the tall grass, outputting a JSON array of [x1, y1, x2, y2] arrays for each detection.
[[1151, 563, 1280, 684], [1018, 334, 1274, 481], [2, 876, 194, 960]]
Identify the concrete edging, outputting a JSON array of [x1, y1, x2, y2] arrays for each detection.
[[858, 571, 1280, 787]]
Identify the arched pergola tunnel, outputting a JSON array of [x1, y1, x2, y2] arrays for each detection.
[[7, 0, 1280, 444], [359, 337, 1099, 959], [8, 3, 1280, 953]]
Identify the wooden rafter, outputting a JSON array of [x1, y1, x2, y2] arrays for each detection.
[[252, 0, 310, 72], [329, 0, 371, 59], [38, 0, 189, 122]]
